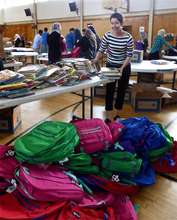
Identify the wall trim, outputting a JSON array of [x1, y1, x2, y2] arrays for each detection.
[[3, 8, 177, 25]]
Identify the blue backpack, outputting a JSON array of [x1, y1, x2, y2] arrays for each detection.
[[120, 117, 170, 159], [120, 161, 156, 186]]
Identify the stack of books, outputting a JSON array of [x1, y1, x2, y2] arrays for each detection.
[[100, 67, 121, 78]]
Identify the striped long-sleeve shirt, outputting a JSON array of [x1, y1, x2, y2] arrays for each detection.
[[99, 31, 134, 65]]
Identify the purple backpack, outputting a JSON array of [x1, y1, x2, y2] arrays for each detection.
[[0, 145, 19, 192], [14, 164, 85, 202], [72, 118, 113, 154]]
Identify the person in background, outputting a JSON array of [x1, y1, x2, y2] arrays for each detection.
[[149, 29, 177, 60], [135, 30, 148, 59], [87, 24, 101, 50], [175, 35, 177, 49], [82, 28, 86, 36], [14, 34, 21, 47], [93, 12, 134, 113], [141, 31, 148, 59], [0, 59, 4, 71], [65, 28, 75, 51], [41, 27, 49, 53], [60, 35, 67, 54], [76, 28, 97, 59], [74, 28, 82, 45], [47, 22, 62, 64], [32, 30, 43, 53], [20, 33, 25, 47], [85, 28, 97, 59]]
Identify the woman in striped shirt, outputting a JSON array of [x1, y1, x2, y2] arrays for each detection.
[[93, 12, 134, 111]]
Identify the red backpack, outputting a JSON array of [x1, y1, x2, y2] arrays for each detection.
[[72, 118, 113, 154], [152, 141, 177, 173], [88, 175, 140, 196], [0, 145, 19, 192], [0, 193, 66, 219]]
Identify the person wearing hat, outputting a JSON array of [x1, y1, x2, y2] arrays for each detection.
[[93, 12, 134, 113], [149, 29, 177, 60], [47, 23, 62, 64]]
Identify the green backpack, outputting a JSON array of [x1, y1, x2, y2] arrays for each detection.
[[100, 151, 142, 177], [14, 121, 79, 164], [64, 153, 99, 174]]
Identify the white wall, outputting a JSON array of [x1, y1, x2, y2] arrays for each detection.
[[37, 0, 78, 20], [4, 4, 33, 23], [129, 0, 151, 12], [155, 0, 177, 10], [1, 0, 177, 23], [84, 0, 114, 16], [0, 9, 4, 24], [130, 0, 177, 12]]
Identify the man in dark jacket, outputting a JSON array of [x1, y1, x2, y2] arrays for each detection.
[[47, 23, 62, 64]]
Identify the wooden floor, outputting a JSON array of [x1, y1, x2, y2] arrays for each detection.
[[1, 91, 177, 220]]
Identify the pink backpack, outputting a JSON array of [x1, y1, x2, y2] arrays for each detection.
[[15, 164, 85, 202], [58, 203, 116, 220], [79, 192, 137, 220], [72, 118, 113, 154], [105, 119, 125, 142], [113, 195, 138, 220], [71, 46, 81, 58], [0, 145, 19, 191]]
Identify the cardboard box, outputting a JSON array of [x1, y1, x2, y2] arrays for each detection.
[[131, 84, 162, 112], [124, 86, 132, 103], [132, 83, 157, 92], [94, 85, 106, 97], [157, 86, 177, 106], [94, 85, 132, 104], [0, 105, 21, 132], [138, 72, 163, 84]]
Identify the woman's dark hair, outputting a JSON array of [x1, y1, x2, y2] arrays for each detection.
[[110, 12, 123, 24], [88, 25, 96, 34]]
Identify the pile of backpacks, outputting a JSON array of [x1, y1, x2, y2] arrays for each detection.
[[0, 116, 176, 220]]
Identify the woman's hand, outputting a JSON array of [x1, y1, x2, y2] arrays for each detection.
[[119, 66, 124, 74], [91, 58, 98, 64], [91, 59, 101, 71]]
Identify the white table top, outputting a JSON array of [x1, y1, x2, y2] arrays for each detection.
[[37, 54, 48, 61], [4, 61, 23, 68], [11, 52, 38, 57], [0, 76, 111, 110], [37, 53, 74, 62], [162, 55, 177, 61], [131, 60, 177, 73], [4, 47, 34, 52]]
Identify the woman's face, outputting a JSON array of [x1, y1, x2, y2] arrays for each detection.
[[110, 18, 122, 32]]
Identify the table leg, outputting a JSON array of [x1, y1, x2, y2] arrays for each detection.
[[172, 71, 176, 90], [90, 87, 93, 118], [82, 89, 85, 119]]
